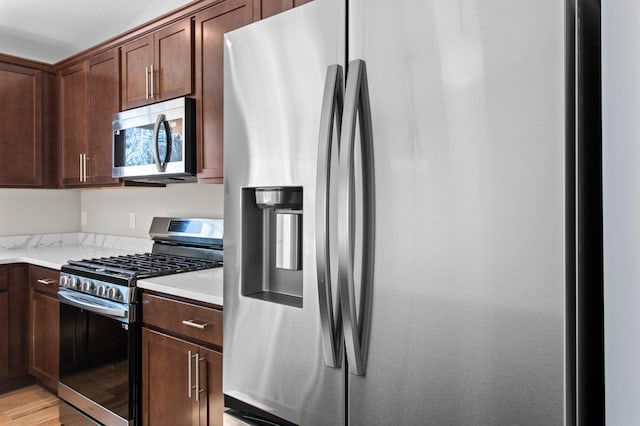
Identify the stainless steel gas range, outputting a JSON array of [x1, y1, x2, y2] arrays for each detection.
[[57, 217, 223, 426]]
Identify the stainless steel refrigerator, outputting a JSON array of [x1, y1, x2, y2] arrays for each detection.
[[223, 0, 604, 425]]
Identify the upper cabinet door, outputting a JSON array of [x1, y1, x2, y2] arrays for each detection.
[[88, 49, 121, 185], [155, 20, 193, 102], [59, 50, 122, 188], [121, 19, 193, 110], [0, 63, 43, 187], [194, 0, 252, 183], [121, 35, 154, 110], [252, 0, 313, 20], [59, 62, 88, 186]]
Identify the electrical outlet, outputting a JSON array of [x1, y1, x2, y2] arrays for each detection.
[[129, 212, 136, 229], [81, 211, 87, 226]]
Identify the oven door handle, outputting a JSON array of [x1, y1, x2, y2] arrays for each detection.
[[58, 290, 128, 319]]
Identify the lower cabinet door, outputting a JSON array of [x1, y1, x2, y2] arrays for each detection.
[[0, 292, 8, 378], [142, 328, 222, 426], [29, 290, 59, 390], [199, 346, 223, 426]]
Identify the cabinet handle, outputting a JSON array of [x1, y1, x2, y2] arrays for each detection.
[[79, 153, 89, 182], [195, 353, 200, 402], [150, 65, 155, 99], [182, 319, 209, 330], [37, 279, 57, 285], [145, 66, 149, 100], [84, 155, 89, 182], [79, 154, 83, 182], [188, 350, 198, 398], [187, 350, 191, 398], [195, 354, 206, 402]]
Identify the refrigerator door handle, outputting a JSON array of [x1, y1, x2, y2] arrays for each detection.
[[316, 64, 344, 369], [338, 59, 375, 376]]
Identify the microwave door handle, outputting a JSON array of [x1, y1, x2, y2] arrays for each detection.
[[153, 113, 167, 172], [162, 119, 172, 168]]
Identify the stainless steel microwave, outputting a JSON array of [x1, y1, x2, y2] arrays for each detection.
[[112, 97, 196, 183]]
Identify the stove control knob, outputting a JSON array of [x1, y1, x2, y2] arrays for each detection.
[[107, 287, 120, 300], [97, 285, 107, 297], [59, 276, 69, 287], [81, 280, 94, 293], [69, 277, 79, 289]]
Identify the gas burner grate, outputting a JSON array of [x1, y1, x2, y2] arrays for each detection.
[[67, 253, 221, 280]]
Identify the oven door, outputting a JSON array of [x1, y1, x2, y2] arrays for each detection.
[[58, 289, 137, 426]]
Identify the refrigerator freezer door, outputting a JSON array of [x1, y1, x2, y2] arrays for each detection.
[[223, 1, 346, 425], [347, 0, 569, 425]]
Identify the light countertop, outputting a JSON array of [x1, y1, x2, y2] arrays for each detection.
[[0, 244, 223, 306], [137, 267, 223, 307], [0, 245, 137, 270]]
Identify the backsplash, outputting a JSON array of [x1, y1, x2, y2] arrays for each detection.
[[0, 189, 80, 236], [0, 232, 152, 252], [80, 183, 224, 238], [0, 233, 78, 250], [79, 232, 152, 252]]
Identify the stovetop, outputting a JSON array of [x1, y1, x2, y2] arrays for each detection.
[[60, 217, 224, 303], [66, 253, 222, 279], [61, 252, 222, 288]]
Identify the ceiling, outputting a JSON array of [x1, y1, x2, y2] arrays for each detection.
[[0, 0, 194, 64]]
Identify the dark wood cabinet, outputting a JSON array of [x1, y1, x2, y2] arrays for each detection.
[[142, 329, 223, 426], [0, 63, 43, 187], [0, 265, 32, 394], [141, 292, 223, 426], [88, 50, 121, 185], [252, 0, 312, 20], [121, 19, 193, 110], [59, 62, 88, 186], [194, 0, 252, 183], [156, 20, 194, 102], [28, 266, 59, 392], [60, 49, 121, 187], [121, 35, 154, 110], [0, 289, 7, 380]]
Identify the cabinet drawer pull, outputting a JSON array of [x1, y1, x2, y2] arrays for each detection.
[[182, 319, 208, 330], [37, 279, 57, 285]]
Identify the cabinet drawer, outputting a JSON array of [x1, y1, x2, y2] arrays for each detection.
[[30, 265, 59, 297], [142, 293, 222, 347]]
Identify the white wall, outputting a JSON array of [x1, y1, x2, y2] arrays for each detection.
[[80, 183, 224, 238], [602, 1, 640, 424], [0, 189, 80, 236], [0, 184, 224, 239]]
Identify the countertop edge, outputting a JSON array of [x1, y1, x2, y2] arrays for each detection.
[[0, 254, 79, 271], [137, 280, 223, 307]]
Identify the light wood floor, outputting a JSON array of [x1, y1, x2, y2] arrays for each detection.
[[0, 385, 63, 425], [0, 385, 252, 425]]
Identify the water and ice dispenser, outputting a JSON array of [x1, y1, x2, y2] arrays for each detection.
[[241, 186, 303, 308]]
